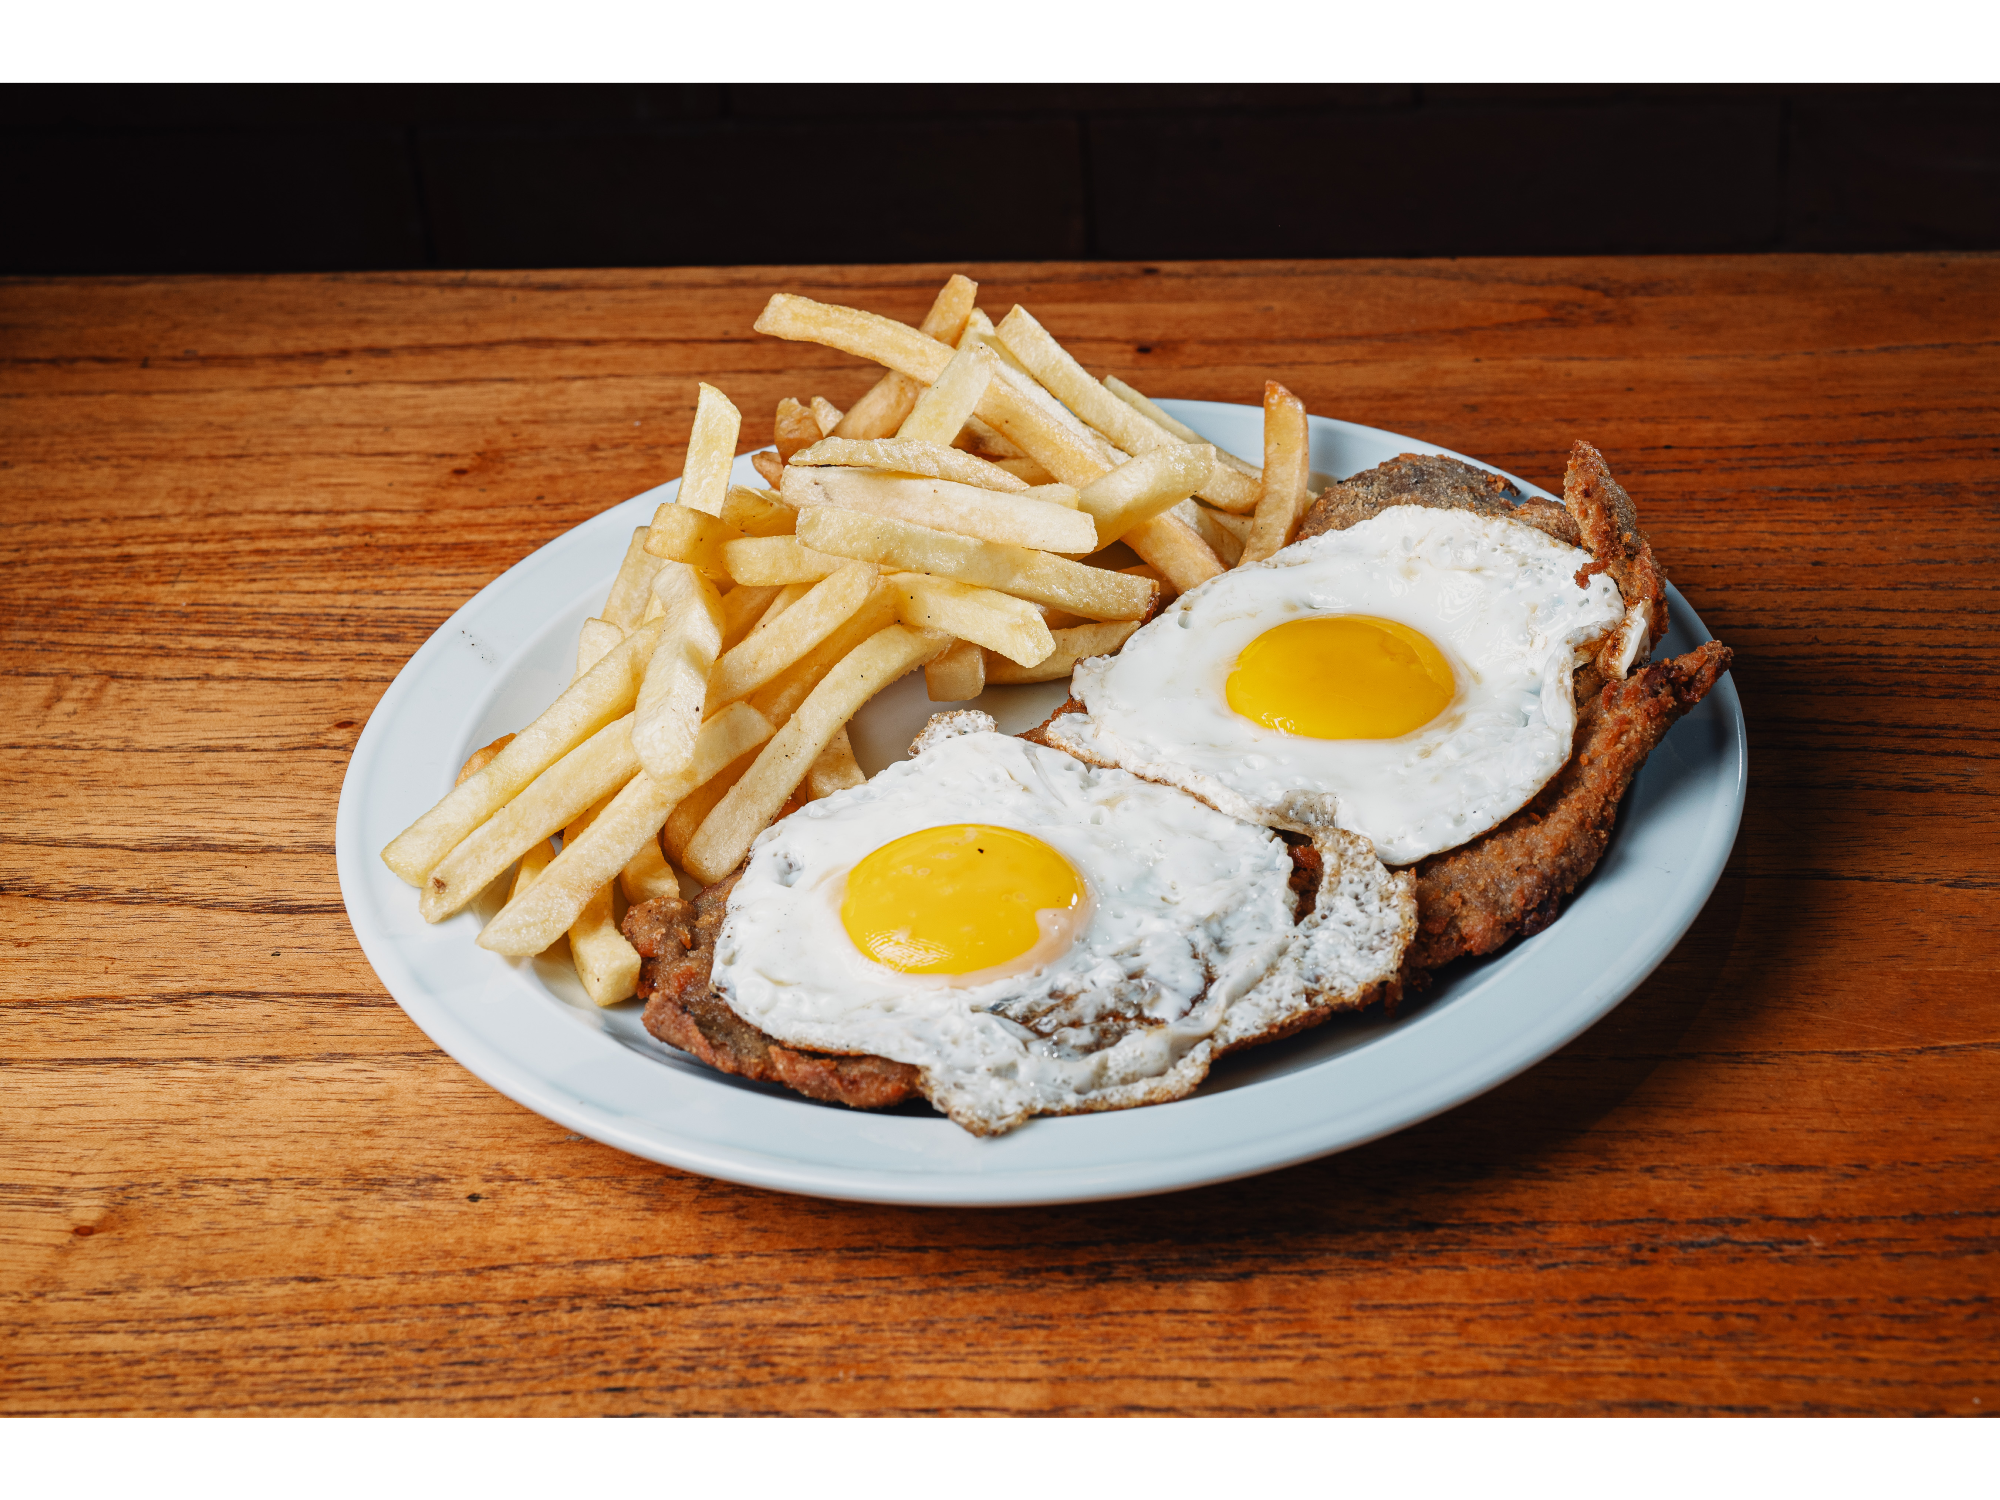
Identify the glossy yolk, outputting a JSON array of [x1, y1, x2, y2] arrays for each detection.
[[841, 824, 1085, 975], [1226, 614, 1455, 740]]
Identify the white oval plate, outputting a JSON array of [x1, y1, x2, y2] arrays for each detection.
[[336, 404, 1745, 1206]]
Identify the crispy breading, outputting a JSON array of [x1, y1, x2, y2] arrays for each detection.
[[1404, 640, 1731, 975], [1297, 452, 1581, 548], [1564, 439, 1670, 652], [622, 875, 923, 1110]]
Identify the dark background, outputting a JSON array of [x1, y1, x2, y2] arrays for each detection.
[[5, 83, 1997, 273]]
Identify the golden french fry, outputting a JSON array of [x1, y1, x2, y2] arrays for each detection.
[[720, 534, 849, 586], [826, 275, 980, 440], [750, 580, 810, 635], [718, 583, 781, 652], [1076, 444, 1216, 548], [1174, 500, 1243, 567], [632, 564, 725, 782], [720, 484, 796, 537], [751, 450, 784, 488], [985, 620, 1140, 684], [705, 561, 884, 711], [419, 713, 642, 922], [679, 382, 741, 517], [682, 625, 948, 884], [1124, 512, 1225, 593], [511, 836, 556, 906], [619, 829, 681, 904], [479, 700, 776, 955], [456, 734, 515, 788], [788, 436, 1029, 493], [797, 506, 1157, 621], [896, 343, 996, 445], [781, 466, 1095, 553], [810, 396, 844, 435], [1241, 380, 1312, 563], [1200, 503, 1253, 545], [747, 590, 901, 726], [804, 725, 866, 801], [774, 397, 820, 461], [983, 455, 1057, 484], [568, 881, 640, 1006], [602, 527, 667, 628], [576, 618, 626, 679], [888, 571, 1054, 668], [381, 617, 664, 886], [664, 745, 757, 865], [995, 306, 1261, 512], [924, 637, 986, 701], [644, 503, 745, 579], [1103, 374, 1266, 498]]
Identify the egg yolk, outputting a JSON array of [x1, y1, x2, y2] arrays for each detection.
[[1226, 614, 1455, 739], [840, 824, 1085, 975]]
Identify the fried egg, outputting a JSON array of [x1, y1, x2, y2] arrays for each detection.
[[713, 715, 1414, 1134], [1042, 505, 1629, 865]]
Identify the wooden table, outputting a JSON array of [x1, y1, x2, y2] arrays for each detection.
[[4, 257, 1995, 1416]]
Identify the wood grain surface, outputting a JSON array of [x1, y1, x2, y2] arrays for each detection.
[[3, 257, 1995, 1416]]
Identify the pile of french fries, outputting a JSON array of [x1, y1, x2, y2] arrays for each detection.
[[380, 273, 1319, 1006]]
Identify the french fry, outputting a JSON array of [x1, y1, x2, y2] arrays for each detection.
[[810, 396, 844, 435], [560, 792, 641, 1007], [682, 625, 948, 884], [680, 382, 741, 517], [1200, 503, 1253, 545], [796, 506, 1158, 621], [576, 618, 626, 679], [418, 712, 642, 922], [888, 571, 1054, 668], [479, 701, 776, 955], [704, 561, 885, 711], [510, 836, 556, 906], [751, 451, 784, 488], [924, 637, 986, 701], [781, 466, 1096, 553], [746, 591, 901, 726], [664, 745, 758, 865], [788, 436, 1029, 492], [750, 580, 810, 635], [827, 275, 979, 440], [1240, 380, 1312, 563], [720, 484, 796, 537], [644, 503, 745, 579], [1075, 444, 1216, 548], [381, 616, 664, 886], [896, 343, 996, 445], [632, 564, 725, 782], [602, 527, 667, 628], [985, 620, 1141, 684], [718, 583, 782, 652], [983, 455, 1057, 484], [996, 306, 1263, 513], [1103, 374, 1266, 492], [1124, 512, 1226, 593], [569, 879, 641, 1006], [1177, 500, 1244, 567], [619, 829, 681, 904], [774, 397, 820, 461], [719, 534, 849, 586], [456, 734, 515, 788], [804, 725, 866, 801]]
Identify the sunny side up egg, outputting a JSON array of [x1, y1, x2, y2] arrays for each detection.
[[713, 721, 1414, 1135], [1042, 505, 1631, 866]]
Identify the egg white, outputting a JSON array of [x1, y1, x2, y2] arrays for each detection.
[[713, 726, 1410, 1134], [1043, 505, 1629, 865]]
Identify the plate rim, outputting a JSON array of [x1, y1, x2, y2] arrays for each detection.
[[335, 405, 1746, 1207]]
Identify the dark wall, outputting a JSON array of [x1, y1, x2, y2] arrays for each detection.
[[5, 84, 1997, 274]]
